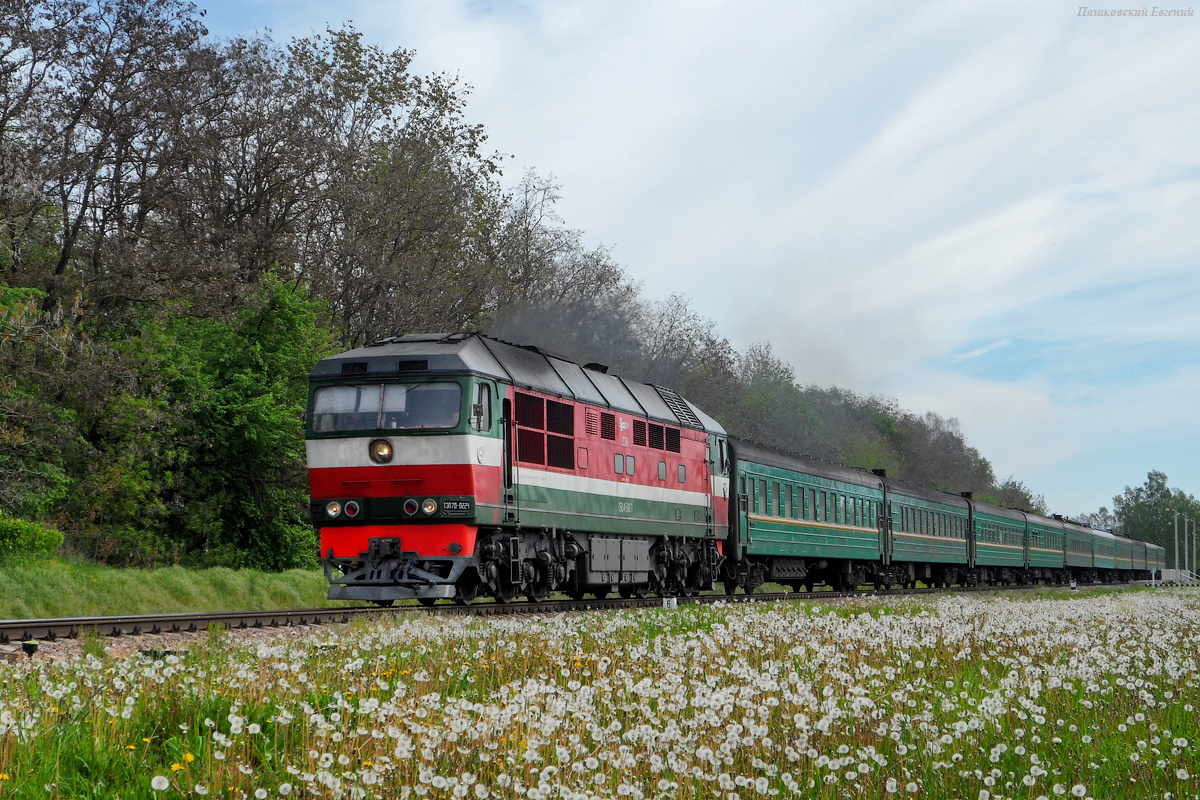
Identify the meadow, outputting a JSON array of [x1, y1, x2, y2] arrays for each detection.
[[0, 587, 1196, 799]]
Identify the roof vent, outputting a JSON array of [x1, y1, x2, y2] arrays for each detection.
[[1052, 514, 1064, 520], [872, 469, 887, 478], [655, 386, 704, 429], [584, 362, 609, 374], [341, 362, 369, 375], [397, 359, 428, 372]]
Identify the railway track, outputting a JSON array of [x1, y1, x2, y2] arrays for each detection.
[[0, 581, 1147, 644]]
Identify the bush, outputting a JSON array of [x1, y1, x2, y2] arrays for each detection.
[[0, 510, 63, 559]]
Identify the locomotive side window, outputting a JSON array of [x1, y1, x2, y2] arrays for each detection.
[[545, 399, 574, 469], [658, 461, 667, 480], [774, 483, 781, 516], [469, 384, 492, 431], [515, 393, 544, 428], [765, 483, 773, 516], [807, 489, 815, 521], [312, 382, 462, 432], [615, 453, 624, 474], [626, 455, 636, 476], [515, 392, 547, 466], [678, 464, 686, 483]]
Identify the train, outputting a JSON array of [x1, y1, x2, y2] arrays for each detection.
[[305, 333, 1165, 605]]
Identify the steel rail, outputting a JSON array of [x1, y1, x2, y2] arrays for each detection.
[[0, 581, 1144, 644]]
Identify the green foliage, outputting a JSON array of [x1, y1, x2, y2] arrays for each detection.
[[0, 508, 63, 559]]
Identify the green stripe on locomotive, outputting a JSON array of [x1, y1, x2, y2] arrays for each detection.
[[508, 481, 710, 539]]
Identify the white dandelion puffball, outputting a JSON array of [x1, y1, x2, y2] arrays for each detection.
[[1071, 786, 1087, 797], [151, 776, 169, 791]]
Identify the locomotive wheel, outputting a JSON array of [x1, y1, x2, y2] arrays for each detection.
[[634, 584, 649, 599], [619, 585, 635, 599], [526, 585, 550, 603], [804, 579, 816, 592], [494, 584, 518, 604], [374, 600, 395, 608], [723, 579, 737, 596], [565, 585, 586, 601], [418, 597, 437, 607], [592, 588, 609, 600]]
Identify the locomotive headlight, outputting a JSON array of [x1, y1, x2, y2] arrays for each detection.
[[325, 501, 342, 518], [421, 498, 437, 516], [368, 439, 393, 464], [344, 500, 360, 518]]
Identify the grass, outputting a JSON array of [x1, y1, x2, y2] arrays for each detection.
[[0, 588, 1196, 799], [0, 559, 354, 619]]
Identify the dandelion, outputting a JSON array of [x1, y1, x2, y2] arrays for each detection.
[[256, 790, 268, 799], [906, 782, 919, 793], [183, 753, 194, 763], [170, 763, 183, 772], [1071, 785, 1087, 797], [280, 785, 293, 796], [151, 776, 169, 791], [1176, 769, 1190, 780], [195, 786, 208, 796]]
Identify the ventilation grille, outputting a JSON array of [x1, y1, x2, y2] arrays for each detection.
[[655, 386, 704, 429], [600, 412, 616, 440], [648, 423, 664, 450], [666, 428, 681, 453], [397, 359, 428, 372], [585, 409, 600, 436], [632, 420, 646, 447], [340, 362, 368, 375]]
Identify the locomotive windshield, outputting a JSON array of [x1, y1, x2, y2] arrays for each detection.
[[311, 382, 461, 432]]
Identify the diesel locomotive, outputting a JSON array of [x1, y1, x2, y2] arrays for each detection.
[[306, 333, 1163, 605]]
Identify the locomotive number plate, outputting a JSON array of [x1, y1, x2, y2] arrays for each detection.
[[442, 499, 474, 516]]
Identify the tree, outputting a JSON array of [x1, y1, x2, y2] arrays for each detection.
[[1111, 471, 1200, 568]]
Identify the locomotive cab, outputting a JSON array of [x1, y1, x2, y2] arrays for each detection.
[[307, 337, 505, 605]]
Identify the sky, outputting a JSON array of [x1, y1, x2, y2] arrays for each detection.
[[198, 0, 1200, 515]]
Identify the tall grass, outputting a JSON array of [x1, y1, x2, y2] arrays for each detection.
[[0, 559, 351, 619]]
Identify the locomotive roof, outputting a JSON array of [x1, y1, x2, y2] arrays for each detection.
[[309, 333, 725, 435]]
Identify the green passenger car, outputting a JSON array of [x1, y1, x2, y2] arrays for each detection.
[[729, 440, 885, 592], [886, 483, 970, 586], [970, 501, 1026, 583]]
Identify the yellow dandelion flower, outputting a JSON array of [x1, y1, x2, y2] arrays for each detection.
[[184, 754, 195, 763], [126, 745, 137, 751], [171, 763, 184, 772], [143, 737, 152, 743]]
